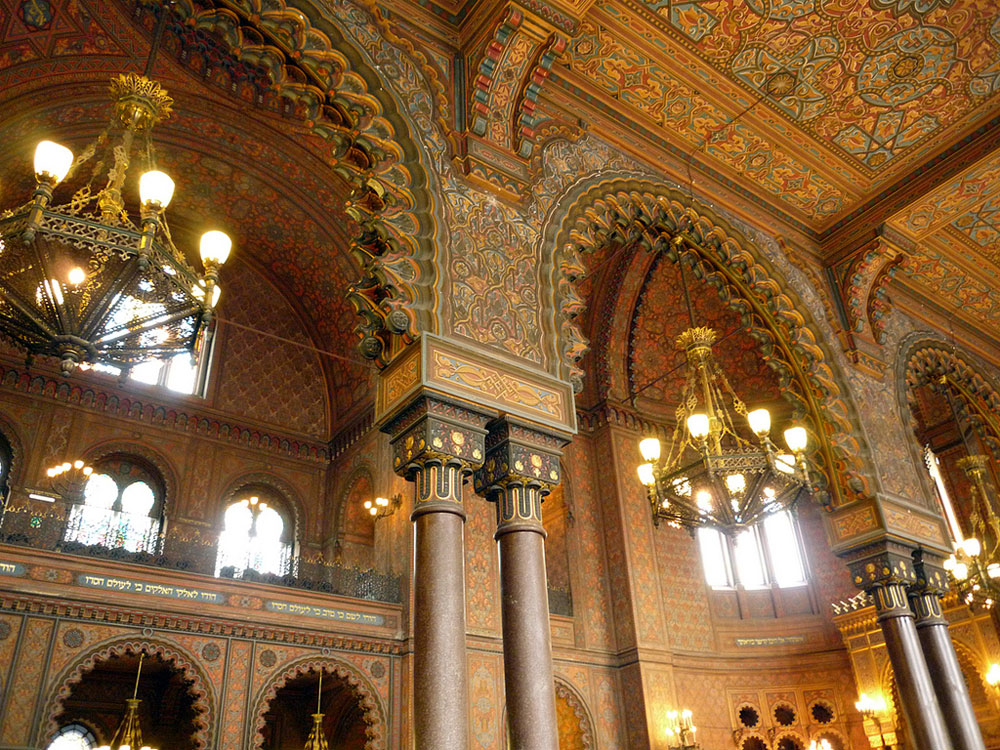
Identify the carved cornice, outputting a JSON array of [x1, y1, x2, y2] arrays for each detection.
[[0, 592, 405, 654]]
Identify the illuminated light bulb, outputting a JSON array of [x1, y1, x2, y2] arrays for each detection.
[[775, 454, 796, 474], [763, 486, 776, 499], [944, 555, 956, 571], [963, 537, 982, 557], [687, 413, 710, 440], [364, 500, 373, 510], [784, 426, 808, 453], [725, 473, 746, 495], [639, 437, 661, 462], [988, 563, 1000, 578], [369, 506, 378, 516], [67, 267, 86, 285], [34, 140, 74, 183], [46, 468, 56, 477], [696, 490, 713, 512], [120, 745, 131, 750], [747, 407, 771, 436], [258, 502, 267, 510], [953, 562, 969, 581], [987, 665, 1000, 692], [200, 230, 232, 265], [139, 170, 175, 209], [250, 496, 258, 505], [73, 460, 83, 469], [62, 463, 70, 471], [661, 499, 669, 509], [83, 467, 93, 475], [377, 496, 389, 507], [637, 463, 656, 486]]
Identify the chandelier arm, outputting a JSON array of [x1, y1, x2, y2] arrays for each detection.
[[76, 261, 145, 339], [0, 283, 58, 338]]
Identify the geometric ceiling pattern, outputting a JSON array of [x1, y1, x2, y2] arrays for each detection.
[[563, 0, 1000, 226]]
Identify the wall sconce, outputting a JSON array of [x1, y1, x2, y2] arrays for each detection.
[[985, 663, 1000, 707], [855, 693, 890, 749], [363, 494, 401, 520], [665, 709, 698, 750]]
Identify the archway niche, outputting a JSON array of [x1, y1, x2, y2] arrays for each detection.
[[903, 342, 1000, 542], [554, 680, 595, 750], [252, 658, 385, 750], [260, 668, 369, 749], [338, 471, 377, 569], [49, 651, 200, 750]]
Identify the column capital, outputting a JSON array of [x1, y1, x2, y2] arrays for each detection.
[[844, 539, 921, 592], [380, 390, 496, 475], [474, 416, 569, 536], [910, 549, 950, 598]]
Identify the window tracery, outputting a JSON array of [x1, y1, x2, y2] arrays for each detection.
[[62, 456, 162, 553], [216, 491, 293, 577], [45, 724, 97, 750]]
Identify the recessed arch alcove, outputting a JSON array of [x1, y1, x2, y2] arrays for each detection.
[[543, 179, 874, 507]]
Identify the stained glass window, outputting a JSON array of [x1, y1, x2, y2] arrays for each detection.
[[46, 724, 97, 750], [63, 457, 161, 553], [216, 495, 293, 577]]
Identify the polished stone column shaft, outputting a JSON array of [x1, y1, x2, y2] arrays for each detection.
[[410, 460, 469, 750], [872, 582, 954, 750], [911, 589, 986, 750], [494, 484, 559, 750]]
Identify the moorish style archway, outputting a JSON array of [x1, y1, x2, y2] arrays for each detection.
[[251, 655, 388, 750], [40, 636, 215, 749], [545, 178, 873, 507]]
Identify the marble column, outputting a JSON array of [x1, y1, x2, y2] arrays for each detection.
[[851, 544, 954, 750], [910, 555, 986, 750], [475, 417, 565, 750], [382, 393, 493, 750]]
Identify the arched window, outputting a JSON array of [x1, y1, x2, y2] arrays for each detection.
[[62, 455, 163, 553], [46, 724, 97, 750], [215, 489, 293, 577]]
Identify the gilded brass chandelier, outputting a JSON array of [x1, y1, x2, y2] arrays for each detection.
[[96, 652, 158, 750], [0, 20, 231, 375], [927, 377, 1000, 607], [636, 327, 812, 534]]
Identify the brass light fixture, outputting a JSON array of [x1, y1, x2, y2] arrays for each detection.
[[304, 670, 330, 750], [0, 12, 231, 375], [363, 493, 402, 519], [96, 652, 158, 750], [635, 327, 812, 534], [665, 709, 699, 750], [930, 377, 1000, 607], [855, 693, 891, 750]]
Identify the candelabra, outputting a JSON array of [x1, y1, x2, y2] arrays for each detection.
[[665, 709, 698, 749], [855, 693, 891, 749]]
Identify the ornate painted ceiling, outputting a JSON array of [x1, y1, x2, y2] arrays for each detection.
[[383, 0, 1000, 354]]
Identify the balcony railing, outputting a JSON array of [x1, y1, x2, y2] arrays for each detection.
[[0, 502, 403, 604], [63, 504, 161, 554]]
